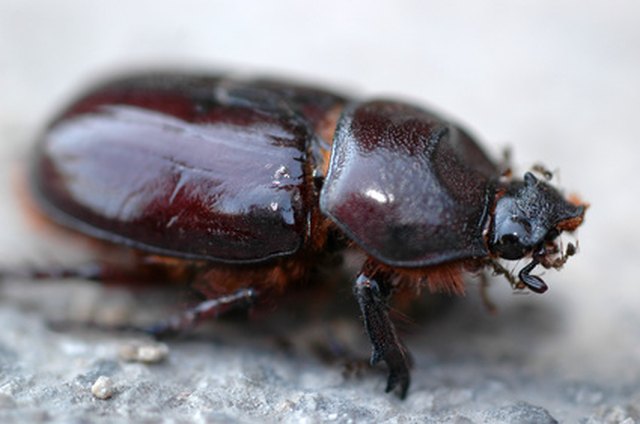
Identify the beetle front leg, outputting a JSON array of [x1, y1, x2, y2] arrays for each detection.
[[354, 264, 410, 398]]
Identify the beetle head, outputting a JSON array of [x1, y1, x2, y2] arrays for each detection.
[[489, 172, 586, 292]]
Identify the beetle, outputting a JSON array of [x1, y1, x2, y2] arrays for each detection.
[[18, 72, 586, 398]]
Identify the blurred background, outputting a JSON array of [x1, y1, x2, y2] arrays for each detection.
[[1, 1, 639, 422]]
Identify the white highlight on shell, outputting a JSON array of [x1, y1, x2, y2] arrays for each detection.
[[365, 188, 394, 204]]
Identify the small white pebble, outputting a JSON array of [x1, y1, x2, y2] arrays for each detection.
[[91, 376, 114, 400], [118, 340, 169, 363], [136, 343, 169, 363]]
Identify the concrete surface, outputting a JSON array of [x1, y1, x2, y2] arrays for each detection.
[[1, 1, 640, 422]]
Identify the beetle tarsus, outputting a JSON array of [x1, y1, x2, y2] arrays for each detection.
[[145, 288, 258, 338], [354, 268, 411, 399]]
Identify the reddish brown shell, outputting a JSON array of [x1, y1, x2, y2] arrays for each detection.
[[32, 74, 344, 263], [319, 100, 499, 267]]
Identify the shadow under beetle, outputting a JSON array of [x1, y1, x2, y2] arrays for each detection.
[[20, 72, 586, 398]]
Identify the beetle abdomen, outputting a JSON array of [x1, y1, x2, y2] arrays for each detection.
[[320, 100, 499, 267], [32, 74, 332, 263]]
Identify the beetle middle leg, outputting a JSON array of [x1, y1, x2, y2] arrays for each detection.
[[354, 260, 411, 398], [145, 287, 258, 337]]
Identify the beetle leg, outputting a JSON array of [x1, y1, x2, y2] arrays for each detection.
[[2, 262, 258, 336], [487, 259, 521, 289], [0, 259, 195, 285], [0, 262, 105, 282], [354, 266, 410, 398], [478, 272, 498, 314], [145, 288, 258, 337]]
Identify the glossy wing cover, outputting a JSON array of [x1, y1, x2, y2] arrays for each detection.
[[32, 74, 318, 263], [320, 100, 499, 267]]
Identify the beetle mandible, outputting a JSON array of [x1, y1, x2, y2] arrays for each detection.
[[20, 73, 586, 398]]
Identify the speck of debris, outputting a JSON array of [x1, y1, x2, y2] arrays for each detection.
[[91, 376, 114, 400], [118, 340, 170, 363]]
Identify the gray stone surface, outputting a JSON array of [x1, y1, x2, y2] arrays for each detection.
[[0, 276, 638, 423], [2, 1, 640, 422]]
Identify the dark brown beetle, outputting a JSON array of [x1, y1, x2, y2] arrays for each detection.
[[22, 73, 586, 398]]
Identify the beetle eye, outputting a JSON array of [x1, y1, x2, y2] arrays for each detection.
[[495, 233, 527, 260]]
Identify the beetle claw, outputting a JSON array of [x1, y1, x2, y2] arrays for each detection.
[[382, 347, 411, 399], [370, 344, 411, 398]]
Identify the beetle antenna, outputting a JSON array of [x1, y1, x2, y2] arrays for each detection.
[[518, 259, 547, 293]]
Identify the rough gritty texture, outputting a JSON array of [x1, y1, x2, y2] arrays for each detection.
[[1, 1, 639, 423]]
